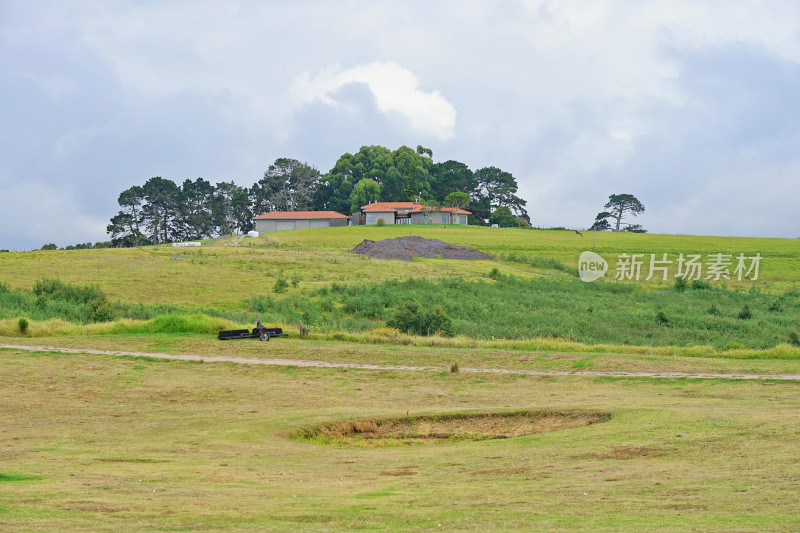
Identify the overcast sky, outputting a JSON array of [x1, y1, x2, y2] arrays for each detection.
[[2, 0, 799, 250]]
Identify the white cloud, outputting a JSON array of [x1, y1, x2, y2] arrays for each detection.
[[290, 62, 457, 141]]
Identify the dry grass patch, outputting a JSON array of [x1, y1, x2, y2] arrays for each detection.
[[296, 409, 611, 446]]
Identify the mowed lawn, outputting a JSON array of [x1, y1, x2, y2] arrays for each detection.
[[3, 348, 800, 531]]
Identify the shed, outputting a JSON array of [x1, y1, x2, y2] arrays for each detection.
[[252, 211, 350, 232]]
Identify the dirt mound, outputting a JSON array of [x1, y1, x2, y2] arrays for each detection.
[[350, 236, 493, 262]]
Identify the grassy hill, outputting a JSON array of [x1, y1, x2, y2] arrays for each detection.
[[1, 226, 798, 354]]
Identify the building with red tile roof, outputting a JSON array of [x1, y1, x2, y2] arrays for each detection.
[[359, 202, 470, 226], [252, 211, 349, 232]]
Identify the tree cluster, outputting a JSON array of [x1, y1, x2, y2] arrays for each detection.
[[107, 146, 530, 246]]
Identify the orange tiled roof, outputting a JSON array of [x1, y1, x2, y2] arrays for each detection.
[[253, 211, 349, 220], [360, 202, 421, 212]]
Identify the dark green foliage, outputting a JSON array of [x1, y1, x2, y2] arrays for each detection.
[[488, 268, 501, 280], [674, 276, 688, 292], [690, 279, 711, 290], [769, 299, 784, 312], [708, 303, 721, 316], [17, 318, 28, 334], [273, 277, 289, 294], [41, 243, 57, 250], [0, 278, 114, 324], [489, 206, 519, 227], [596, 193, 646, 232], [388, 300, 454, 337], [656, 310, 670, 325], [32, 278, 115, 323], [790, 331, 800, 347], [738, 304, 753, 320]]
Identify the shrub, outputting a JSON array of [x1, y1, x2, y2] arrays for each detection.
[[291, 274, 301, 288], [656, 310, 670, 325], [708, 303, 721, 316], [450, 362, 459, 373], [273, 277, 289, 294], [738, 304, 753, 320], [388, 300, 454, 337], [691, 279, 711, 290], [31, 278, 114, 323], [488, 267, 500, 280], [17, 318, 28, 334], [673, 276, 688, 292], [769, 299, 783, 312], [790, 331, 800, 347], [376, 219, 385, 227]]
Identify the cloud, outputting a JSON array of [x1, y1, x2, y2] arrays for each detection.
[[290, 62, 457, 141]]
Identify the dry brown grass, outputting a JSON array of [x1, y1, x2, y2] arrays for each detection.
[[301, 410, 611, 445]]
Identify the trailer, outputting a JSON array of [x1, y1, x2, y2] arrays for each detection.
[[217, 326, 287, 342]]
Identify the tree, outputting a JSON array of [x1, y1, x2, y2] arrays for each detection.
[[213, 181, 251, 235], [622, 224, 647, 233], [178, 178, 215, 240], [489, 206, 519, 227], [349, 178, 381, 214], [430, 160, 477, 201], [141, 177, 180, 244], [474, 166, 528, 221], [598, 193, 645, 232], [443, 191, 470, 224], [107, 185, 147, 246], [590, 211, 612, 231], [251, 158, 320, 214]]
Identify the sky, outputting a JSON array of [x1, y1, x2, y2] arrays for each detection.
[[1, 0, 799, 250]]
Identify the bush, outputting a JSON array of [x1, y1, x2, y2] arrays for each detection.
[[656, 310, 670, 325], [488, 267, 500, 280], [387, 300, 454, 337], [708, 303, 721, 316], [17, 318, 28, 334], [273, 277, 289, 294], [376, 219, 385, 227], [790, 331, 800, 347], [31, 278, 114, 323], [691, 279, 711, 290], [673, 276, 688, 292], [769, 299, 784, 312], [738, 304, 753, 320]]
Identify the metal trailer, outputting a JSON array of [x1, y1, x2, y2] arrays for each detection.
[[217, 327, 288, 342]]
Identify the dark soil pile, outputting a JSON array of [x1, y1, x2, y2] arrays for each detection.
[[350, 236, 493, 262]]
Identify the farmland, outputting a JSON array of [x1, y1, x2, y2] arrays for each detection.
[[2, 226, 800, 530]]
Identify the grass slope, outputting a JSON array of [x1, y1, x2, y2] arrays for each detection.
[[0, 226, 798, 355]]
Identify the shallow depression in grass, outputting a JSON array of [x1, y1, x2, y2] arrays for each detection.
[[295, 409, 611, 447]]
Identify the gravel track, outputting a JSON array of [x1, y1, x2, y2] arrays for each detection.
[[3, 343, 800, 381]]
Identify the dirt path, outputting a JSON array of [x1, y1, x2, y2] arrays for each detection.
[[3, 343, 800, 381]]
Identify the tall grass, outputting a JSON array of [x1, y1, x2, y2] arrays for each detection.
[[243, 275, 800, 350], [1, 278, 114, 323]]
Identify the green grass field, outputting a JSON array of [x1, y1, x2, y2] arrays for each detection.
[[2, 226, 800, 530], [3, 348, 800, 531]]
